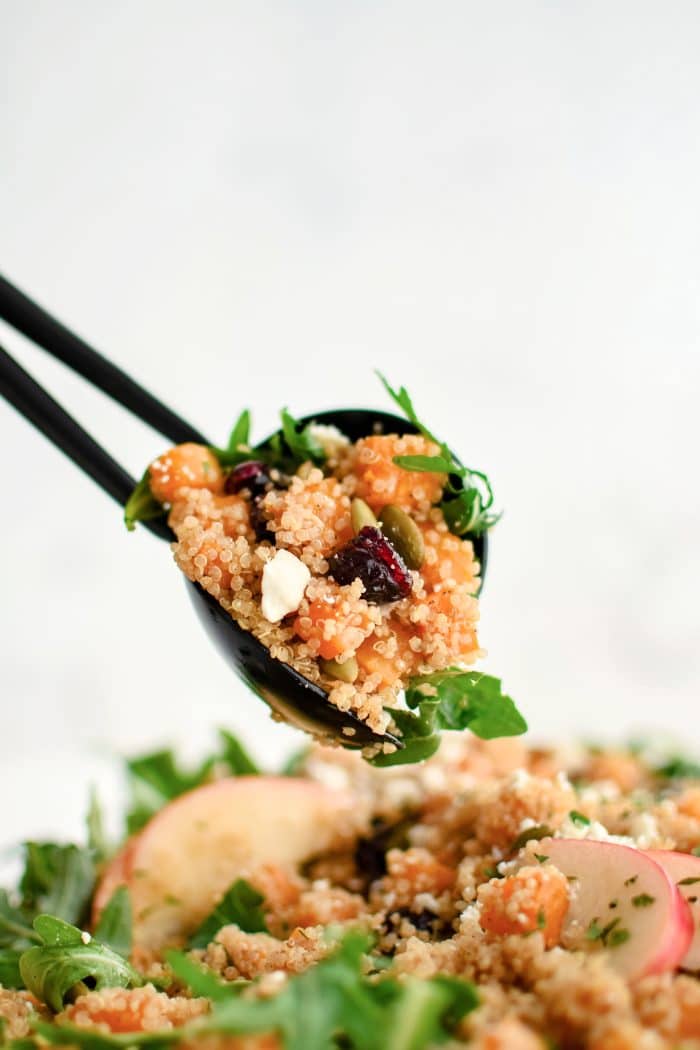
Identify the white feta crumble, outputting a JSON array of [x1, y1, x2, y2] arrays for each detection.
[[307, 423, 350, 459], [80, 930, 92, 944], [261, 549, 311, 623], [557, 815, 635, 847]]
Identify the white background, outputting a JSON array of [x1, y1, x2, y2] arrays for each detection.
[[1, 1, 699, 852]]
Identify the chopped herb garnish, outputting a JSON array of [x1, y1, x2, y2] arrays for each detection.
[[371, 669, 527, 768], [678, 877, 700, 886], [536, 909, 546, 930], [608, 899, 618, 909], [585, 916, 631, 949], [631, 893, 655, 908], [623, 875, 639, 887], [585, 918, 603, 941], [377, 372, 500, 538], [608, 928, 631, 947], [568, 810, 590, 827], [188, 879, 268, 949], [654, 756, 700, 780], [509, 826, 554, 853], [534, 853, 550, 864]]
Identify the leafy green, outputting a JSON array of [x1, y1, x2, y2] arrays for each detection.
[[125, 729, 259, 833], [228, 409, 251, 453], [217, 730, 259, 776], [0, 890, 38, 949], [34, 933, 477, 1050], [166, 950, 242, 1002], [262, 408, 326, 473], [377, 372, 500, 537], [654, 755, 700, 780], [86, 789, 109, 863], [93, 888, 132, 958], [0, 949, 23, 989], [19, 915, 142, 1012], [123, 470, 165, 532], [371, 670, 527, 767], [188, 879, 268, 949], [568, 810, 590, 827], [19, 843, 95, 928]]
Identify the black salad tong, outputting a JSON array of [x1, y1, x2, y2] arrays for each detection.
[[0, 274, 481, 750]]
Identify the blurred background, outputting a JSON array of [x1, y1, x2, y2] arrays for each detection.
[[1, 1, 699, 852]]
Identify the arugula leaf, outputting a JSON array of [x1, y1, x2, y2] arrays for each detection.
[[260, 408, 327, 474], [217, 730, 259, 776], [188, 879, 267, 949], [0, 890, 38, 949], [93, 888, 132, 958], [86, 789, 109, 863], [165, 950, 241, 1002], [0, 949, 24, 989], [20, 844, 95, 928], [19, 915, 142, 1012], [654, 755, 700, 780], [227, 409, 251, 453], [123, 471, 165, 532], [377, 372, 500, 537], [371, 670, 527, 768], [34, 932, 477, 1050]]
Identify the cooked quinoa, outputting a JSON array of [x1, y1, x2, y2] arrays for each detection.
[[138, 420, 485, 738], [6, 736, 700, 1048]]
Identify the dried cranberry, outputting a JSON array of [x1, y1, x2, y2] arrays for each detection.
[[250, 496, 275, 544], [328, 526, 412, 603], [224, 460, 271, 496]]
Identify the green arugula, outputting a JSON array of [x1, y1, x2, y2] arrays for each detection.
[[654, 755, 700, 780], [0, 949, 24, 989], [188, 879, 268, 949], [34, 933, 477, 1050], [123, 471, 165, 532], [370, 670, 527, 767], [19, 843, 95, 928], [86, 789, 109, 864], [125, 729, 259, 833], [377, 372, 500, 538], [93, 888, 132, 958], [19, 915, 142, 1012]]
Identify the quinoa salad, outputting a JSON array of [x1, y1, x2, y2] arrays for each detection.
[[124, 376, 524, 761], [5, 735, 700, 1048]]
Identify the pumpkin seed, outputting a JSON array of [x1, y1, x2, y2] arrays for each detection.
[[320, 655, 359, 684], [378, 504, 425, 569], [351, 497, 378, 534]]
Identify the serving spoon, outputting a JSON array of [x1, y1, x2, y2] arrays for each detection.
[[0, 274, 486, 751]]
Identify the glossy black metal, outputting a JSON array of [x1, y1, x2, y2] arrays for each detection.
[[186, 407, 488, 748]]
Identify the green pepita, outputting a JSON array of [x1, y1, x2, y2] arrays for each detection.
[[351, 497, 378, 534], [378, 504, 425, 569], [320, 655, 359, 684]]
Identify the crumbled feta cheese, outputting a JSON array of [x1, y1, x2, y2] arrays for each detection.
[[307, 423, 350, 459], [80, 931, 92, 944], [261, 550, 311, 623], [557, 815, 635, 847]]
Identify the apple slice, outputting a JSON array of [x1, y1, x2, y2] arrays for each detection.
[[94, 775, 365, 950], [542, 838, 693, 978], [646, 850, 700, 970]]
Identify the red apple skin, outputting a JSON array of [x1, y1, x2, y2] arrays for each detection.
[[543, 838, 693, 979], [646, 850, 700, 970], [92, 776, 365, 950]]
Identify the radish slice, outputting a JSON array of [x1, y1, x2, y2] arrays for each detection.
[[543, 838, 693, 978], [646, 850, 700, 970]]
